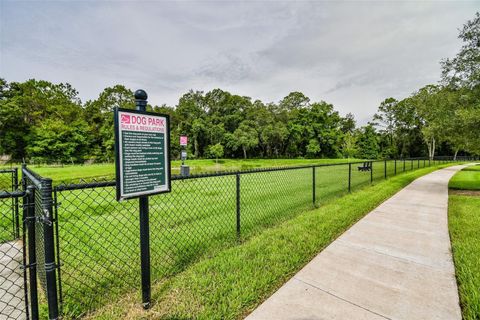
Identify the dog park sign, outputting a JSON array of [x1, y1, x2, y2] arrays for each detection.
[[114, 107, 171, 201]]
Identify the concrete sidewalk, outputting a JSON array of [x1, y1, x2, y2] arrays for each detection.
[[246, 165, 466, 320]]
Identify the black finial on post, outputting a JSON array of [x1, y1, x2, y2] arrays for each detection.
[[135, 89, 148, 112]]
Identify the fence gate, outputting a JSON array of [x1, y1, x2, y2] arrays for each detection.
[[0, 168, 39, 320]]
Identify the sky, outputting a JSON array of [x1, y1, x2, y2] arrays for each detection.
[[0, 1, 478, 124]]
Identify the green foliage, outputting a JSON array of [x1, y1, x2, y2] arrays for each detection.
[[1, 13, 479, 163], [371, 12, 480, 159], [355, 124, 380, 159], [27, 119, 88, 163], [232, 121, 258, 159], [207, 143, 224, 162], [342, 132, 358, 158], [442, 12, 480, 88], [89, 164, 449, 319]]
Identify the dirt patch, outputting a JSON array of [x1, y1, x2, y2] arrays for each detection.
[[449, 189, 480, 197]]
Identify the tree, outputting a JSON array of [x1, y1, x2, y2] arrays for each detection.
[[441, 12, 480, 88], [232, 121, 259, 159], [0, 79, 84, 161], [208, 143, 224, 163], [342, 132, 358, 158], [373, 98, 399, 157], [306, 139, 321, 158], [27, 119, 88, 163], [356, 125, 380, 159], [84, 85, 135, 162]]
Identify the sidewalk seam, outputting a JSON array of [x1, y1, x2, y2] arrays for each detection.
[[293, 277, 392, 320]]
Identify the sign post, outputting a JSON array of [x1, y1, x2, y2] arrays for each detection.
[[180, 135, 190, 176], [114, 89, 171, 309]]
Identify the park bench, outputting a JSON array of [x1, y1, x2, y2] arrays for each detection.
[[358, 162, 372, 172]]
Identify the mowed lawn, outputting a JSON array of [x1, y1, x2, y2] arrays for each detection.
[[84, 163, 455, 320], [16, 158, 357, 183], [449, 165, 480, 320], [449, 164, 480, 190], [49, 159, 430, 318], [0, 158, 442, 318]]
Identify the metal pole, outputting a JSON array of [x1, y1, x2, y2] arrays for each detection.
[[41, 178, 59, 320], [394, 159, 397, 175], [135, 89, 151, 309], [348, 163, 351, 192], [13, 168, 19, 238], [403, 159, 405, 172], [384, 160, 387, 179], [236, 174, 241, 238], [370, 161, 373, 183], [312, 166, 316, 206], [25, 186, 39, 320]]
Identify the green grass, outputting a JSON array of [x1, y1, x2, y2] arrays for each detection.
[[51, 159, 427, 317], [448, 164, 480, 320], [449, 164, 480, 190], [14, 159, 357, 183], [83, 163, 453, 320], [449, 195, 480, 320], [0, 158, 451, 318]]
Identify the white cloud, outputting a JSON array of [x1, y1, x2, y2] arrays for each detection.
[[1, 0, 478, 124]]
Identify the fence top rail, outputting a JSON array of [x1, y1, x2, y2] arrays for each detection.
[[0, 190, 25, 199], [0, 168, 16, 173], [51, 157, 443, 192], [22, 165, 45, 188]]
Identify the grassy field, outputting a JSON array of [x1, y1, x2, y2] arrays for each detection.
[[48, 159, 433, 318], [449, 164, 480, 190], [83, 163, 455, 319], [2, 159, 357, 183], [449, 165, 480, 320], [0, 158, 449, 318]]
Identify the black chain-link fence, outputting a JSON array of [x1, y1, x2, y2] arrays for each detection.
[[50, 157, 472, 318], [0, 168, 27, 320], [1, 157, 475, 319]]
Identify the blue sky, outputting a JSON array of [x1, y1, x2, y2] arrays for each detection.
[[1, 1, 478, 124]]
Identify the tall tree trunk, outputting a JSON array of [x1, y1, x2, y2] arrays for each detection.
[[454, 148, 459, 160], [427, 136, 436, 160], [194, 138, 199, 158], [243, 146, 247, 159]]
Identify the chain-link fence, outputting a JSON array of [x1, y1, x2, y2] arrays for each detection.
[[1, 157, 474, 319], [49, 157, 472, 318], [0, 168, 27, 320]]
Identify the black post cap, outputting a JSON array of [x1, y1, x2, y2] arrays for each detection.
[[135, 89, 148, 101]]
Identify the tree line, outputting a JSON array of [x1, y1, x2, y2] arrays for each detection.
[[0, 13, 478, 164]]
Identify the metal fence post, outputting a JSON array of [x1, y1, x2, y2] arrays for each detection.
[[411, 160, 413, 170], [40, 178, 59, 320], [25, 185, 39, 320], [384, 160, 387, 179], [13, 168, 20, 239], [236, 174, 241, 238], [312, 166, 316, 206], [348, 163, 351, 192], [370, 161, 373, 183], [394, 159, 397, 175], [403, 159, 406, 172], [135, 90, 151, 310]]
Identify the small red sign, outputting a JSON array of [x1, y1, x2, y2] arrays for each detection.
[[121, 114, 131, 124], [180, 136, 188, 146]]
